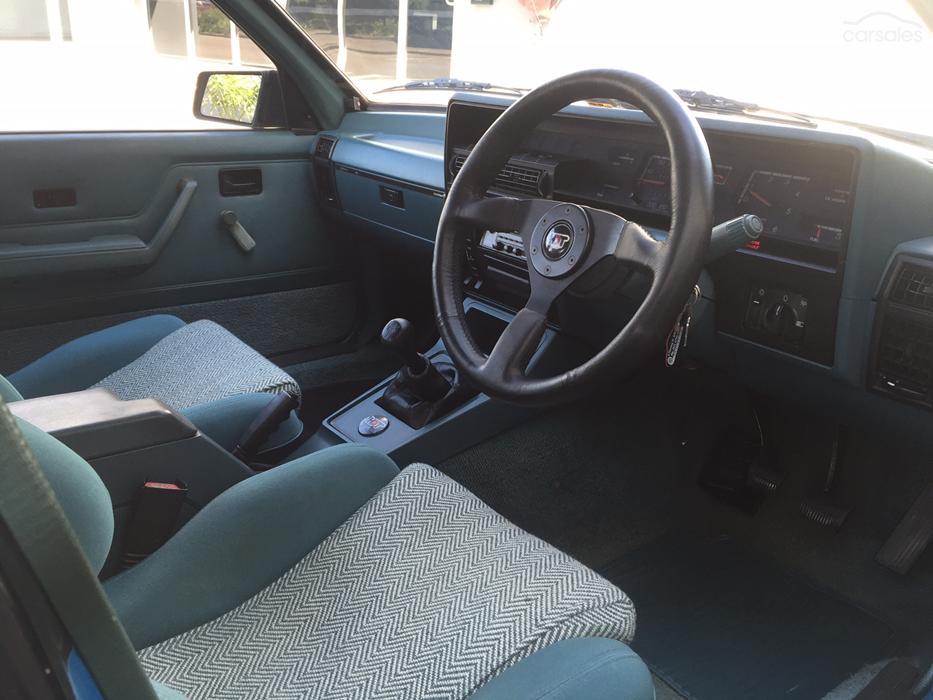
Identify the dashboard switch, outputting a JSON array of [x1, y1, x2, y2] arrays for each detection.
[[745, 287, 808, 343]]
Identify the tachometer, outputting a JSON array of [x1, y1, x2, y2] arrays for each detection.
[[738, 170, 811, 236], [632, 155, 671, 212]]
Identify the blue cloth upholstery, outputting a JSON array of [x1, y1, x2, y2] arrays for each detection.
[[179, 393, 304, 454], [0, 373, 23, 402], [471, 638, 655, 700], [17, 418, 114, 574], [7, 315, 303, 455], [18, 418, 652, 699], [9, 315, 185, 399], [105, 444, 399, 649]]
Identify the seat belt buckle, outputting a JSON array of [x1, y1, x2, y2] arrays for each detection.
[[121, 481, 187, 570]]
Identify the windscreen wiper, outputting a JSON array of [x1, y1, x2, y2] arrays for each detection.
[[375, 78, 526, 96], [674, 89, 817, 127]]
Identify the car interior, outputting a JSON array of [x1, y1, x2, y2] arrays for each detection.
[[1, 1, 933, 699]]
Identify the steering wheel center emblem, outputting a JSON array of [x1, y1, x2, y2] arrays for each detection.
[[529, 204, 590, 279], [543, 222, 574, 260]]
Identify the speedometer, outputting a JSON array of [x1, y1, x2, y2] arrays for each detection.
[[632, 155, 671, 212], [738, 170, 811, 237]]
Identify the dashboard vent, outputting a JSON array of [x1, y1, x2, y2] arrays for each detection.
[[451, 154, 543, 196], [315, 136, 337, 159], [871, 256, 933, 408], [889, 263, 933, 311], [875, 315, 933, 402]]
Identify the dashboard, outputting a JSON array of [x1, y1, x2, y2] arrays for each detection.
[[445, 100, 860, 365], [446, 101, 858, 270], [315, 95, 933, 429]]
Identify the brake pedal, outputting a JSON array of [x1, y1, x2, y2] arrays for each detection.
[[876, 481, 933, 575], [799, 424, 851, 529], [800, 498, 850, 529]]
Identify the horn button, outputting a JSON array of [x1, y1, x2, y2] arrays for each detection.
[[530, 204, 591, 278]]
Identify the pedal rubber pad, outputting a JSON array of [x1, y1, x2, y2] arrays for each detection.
[[799, 497, 850, 529], [877, 482, 933, 575]]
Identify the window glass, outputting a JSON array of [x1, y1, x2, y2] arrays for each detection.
[[0, 0, 51, 40], [1, 0, 274, 132], [283, 0, 933, 141]]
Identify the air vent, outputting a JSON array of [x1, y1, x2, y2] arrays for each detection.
[[875, 315, 933, 403], [312, 136, 339, 207], [890, 263, 933, 311], [871, 256, 933, 408], [451, 154, 543, 196], [315, 136, 337, 159]]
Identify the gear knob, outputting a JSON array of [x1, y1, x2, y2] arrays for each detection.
[[381, 318, 428, 374]]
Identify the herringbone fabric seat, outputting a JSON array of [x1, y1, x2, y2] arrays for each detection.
[[137, 464, 637, 699], [93, 320, 300, 410]]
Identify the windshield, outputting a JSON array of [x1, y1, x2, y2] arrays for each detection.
[[284, 0, 933, 139]]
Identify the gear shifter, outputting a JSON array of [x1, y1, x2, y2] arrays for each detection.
[[376, 318, 476, 429], [380, 318, 451, 403], [381, 318, 429, 376]]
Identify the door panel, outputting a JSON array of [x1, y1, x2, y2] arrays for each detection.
[[0, 130, 356, 369]]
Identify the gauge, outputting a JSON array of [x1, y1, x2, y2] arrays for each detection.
[[608, 146, 637, 168], [632, 155, 671, 212], [824, 187, 850, 206], [738, 170, 811, 237], [799, 218, 845, 249], [713, 164, 733, 186], [810, 224, 844, 247]]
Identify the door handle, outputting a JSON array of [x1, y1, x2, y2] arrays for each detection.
[[221, 211, 257, 253]]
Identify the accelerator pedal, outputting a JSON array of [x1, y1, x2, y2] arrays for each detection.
[[876, 481, 933, 575]]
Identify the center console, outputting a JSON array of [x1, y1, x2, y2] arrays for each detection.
[[314, 298, 591, 465]]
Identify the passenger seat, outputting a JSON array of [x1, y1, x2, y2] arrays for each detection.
[[2, 315, 303, 457]]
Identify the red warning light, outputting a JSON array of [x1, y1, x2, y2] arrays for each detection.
[[746, 239, 762, 251]]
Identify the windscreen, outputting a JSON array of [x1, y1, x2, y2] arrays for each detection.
[[283, 0, 933, 140]]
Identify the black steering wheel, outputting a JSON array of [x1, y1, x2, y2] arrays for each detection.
[[433, 69, 714, 405]]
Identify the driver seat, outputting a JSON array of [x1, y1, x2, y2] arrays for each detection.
[[3, 403, 654, 700]]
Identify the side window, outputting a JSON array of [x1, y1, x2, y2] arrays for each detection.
[[286, 0, 453, 86], [1, 0, 275, 132]]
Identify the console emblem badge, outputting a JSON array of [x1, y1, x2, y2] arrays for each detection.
[[543, 222, 575, 260], [358, 415, 390, 436]]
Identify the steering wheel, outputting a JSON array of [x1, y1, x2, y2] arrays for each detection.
[[433, 69, 714, 405]]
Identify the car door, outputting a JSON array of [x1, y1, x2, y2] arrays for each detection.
[[0, 0, 358, 375]]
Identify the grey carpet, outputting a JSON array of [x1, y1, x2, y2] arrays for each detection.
[[0, 283, 358, 375], [684, 400, 933, 646], [438, 371, 695, 569], [602, 536, 899, 700], [437, 368, 933, 673]]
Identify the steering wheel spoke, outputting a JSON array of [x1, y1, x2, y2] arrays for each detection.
[[614, 219, 663, 271], [481, 306, 548, 385], [453, 196, 553, 243]]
